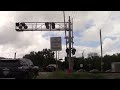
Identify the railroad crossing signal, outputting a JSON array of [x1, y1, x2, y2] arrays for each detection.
[[72, 48, 76, 55], [66, 48, 76, 55], [45, 22, 55, 29], [15, 16, 74, 71], [15, 22, 28, 31], [45, 22, 50, 29], [51, 22, 55, 29]]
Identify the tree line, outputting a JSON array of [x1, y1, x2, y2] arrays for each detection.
[[23, 48, 120, 71]]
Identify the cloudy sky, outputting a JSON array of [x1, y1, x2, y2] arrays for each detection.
[[0, 11, 120, 59]]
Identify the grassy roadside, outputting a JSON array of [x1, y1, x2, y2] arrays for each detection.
[[36, 71, 105, 79]]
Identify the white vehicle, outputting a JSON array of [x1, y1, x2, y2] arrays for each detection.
[[47, 64, 58, 68], [46, 64, 58, 72], [76, 69, 84, 72], [89, 69, 99, 72]]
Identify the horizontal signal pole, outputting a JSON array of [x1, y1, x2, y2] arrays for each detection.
[[15, 29, 68, 31], [16, 22, 69, 23], [15, 22, 69, 32]]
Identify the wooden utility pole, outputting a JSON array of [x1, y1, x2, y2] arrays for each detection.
[[100, 29, 103, 72]]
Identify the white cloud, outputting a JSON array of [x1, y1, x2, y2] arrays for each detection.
[[0, 11, 120, 59], [0, 11, 14, 27], [80, 26, 100, 42]]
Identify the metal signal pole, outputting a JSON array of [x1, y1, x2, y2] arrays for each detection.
[[14, 52, 16, 59]]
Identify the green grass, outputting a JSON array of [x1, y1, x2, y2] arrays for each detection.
[[36, 71, 105, 79]]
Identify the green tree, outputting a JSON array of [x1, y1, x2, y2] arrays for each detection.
[[23, 49, 56, 68]]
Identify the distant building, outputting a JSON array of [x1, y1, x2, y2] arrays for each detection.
[[0, 57, 6, 59], [111, 62, 120, 72], [88, 53, 99, 58]]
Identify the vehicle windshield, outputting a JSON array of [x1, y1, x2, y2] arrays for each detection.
[[0, 60, 20, 67]]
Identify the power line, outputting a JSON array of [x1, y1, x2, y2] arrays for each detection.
[[67, 11, 71, 18], [73, 11, 77, 21], [97, 11, 112, 30], [72, 11, 75, 19], [69, 11, 75, 19], [99, 12, 112, 72], [70, 11, 74, 18]]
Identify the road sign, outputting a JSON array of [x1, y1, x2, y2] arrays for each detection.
[[80, 64, 83, 68], [50, 37, 62, 51]]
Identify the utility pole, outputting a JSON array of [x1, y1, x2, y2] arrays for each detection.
[[68, 16, 72, 71], [82, 50, 85, 71], [82, 50, 85, 58], [100, 29, 103, 72], [14, 52, 16, 59]]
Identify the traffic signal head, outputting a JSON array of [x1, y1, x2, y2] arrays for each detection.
[[51, 22, 55, 29], [52, 52, 55, 56], [53, 52, 55, 54], [16, 22, 28, 32], [66, 48, 69, 55], [45, 22, 50, 29], [72, 48, 76, 55]]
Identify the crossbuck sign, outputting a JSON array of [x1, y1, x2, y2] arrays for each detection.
[[50, 37, 62, 51]]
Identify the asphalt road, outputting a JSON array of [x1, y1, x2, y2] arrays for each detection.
[[0, 72, 120, 79], [0, 78, 15, 79]]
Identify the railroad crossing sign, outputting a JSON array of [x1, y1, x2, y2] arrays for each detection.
[[50, 37, 62, 51]]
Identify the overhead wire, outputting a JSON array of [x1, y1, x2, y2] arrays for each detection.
[[97, 11, 112, 30], [73, 11, 77, 21]]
